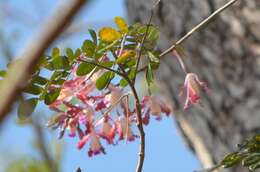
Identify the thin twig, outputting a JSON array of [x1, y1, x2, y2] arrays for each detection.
[[0, 0, 88, 125], [159, 0, 238, 57], [132, 2, 162, 171], [133, 2, 156, 83]]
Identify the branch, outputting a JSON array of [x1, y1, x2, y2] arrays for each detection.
[[0, 0, 88, 125], [128, 80, 145, 172], [159, 0, 238, 57]]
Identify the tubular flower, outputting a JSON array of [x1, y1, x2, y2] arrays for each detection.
[[116, 116, 137, 141], [67, 118, 78, 137], [182, 73, 208, 110], [77, 130, 106, 157], [97, 116, 116, 144], [141, 96, 171, 122]]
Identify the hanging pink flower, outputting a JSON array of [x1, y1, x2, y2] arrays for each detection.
[[96, 116, 116, 144], [77, 130, 106, 157], [67, 118, 78, 137], [78, 105, 95, 124], [116, 116, 137, 141], [141, 95, 171, 122], [182, 73, 208, 110]]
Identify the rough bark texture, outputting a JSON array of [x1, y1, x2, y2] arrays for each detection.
[[126, 0, 260, 171]]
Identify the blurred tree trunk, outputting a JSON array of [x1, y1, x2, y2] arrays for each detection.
[[126, 0, 260, 171]]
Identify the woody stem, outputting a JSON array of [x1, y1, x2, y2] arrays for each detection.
[[128, 81, 145, 172]]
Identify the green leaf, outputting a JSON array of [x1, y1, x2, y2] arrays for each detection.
[[37, 55, 49, 68], [128, 23, 142, 36], [96, 71, 115, 90], [249, 161, 260, 171], [52, 56, 70, 70], [52, 78, 66, 85], [32, 75, 48, 85], [125, 59, 136, 68], [44, 88, 61, 105], [52, 47, 60, 58], [88, 29, 97, 45], [50, 71, 69, 81], [146, 64, 154, 86], [75, 48, 82, 58], [44, 62, 54, 71], [81, 40, 96, 57], [100, 61, 114, 68], [24, 84, 42, 95], [148, 51, 160, 69], [221, 152, 242, 168], [66, 48, 75, 62], [242, 154, 260, 167], [137, 25, 159, 42], [76, 62, 95, 76], [119, 78, 128, 87], [147, 26, 160, 42], [18, 98, 38, 120], [94, 52, 104, 59], [119, 67, 135, 87], [134, 25, 159, 50]]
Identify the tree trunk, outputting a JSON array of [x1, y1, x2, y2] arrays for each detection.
[[126, 0, 260, 171]]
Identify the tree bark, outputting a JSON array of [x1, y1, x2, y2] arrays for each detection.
[[126, 0, 260, 171]]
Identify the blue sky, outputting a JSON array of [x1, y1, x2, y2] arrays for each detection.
[[0, 0, 199, 171]]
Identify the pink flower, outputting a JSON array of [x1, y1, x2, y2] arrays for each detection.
[[68, 118, 78, 137], [79, 106, 94, 124], [116, 116, 137, 141], [141, 96, 171, 122], [95, 101, 107, 111], [97, 116, 116, 144], [88, 133, 105, 157], [77, 130, 105, 157], [182, 73, 208, 110]]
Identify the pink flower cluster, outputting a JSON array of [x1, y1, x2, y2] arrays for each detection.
[[47, 60, 171, 157]]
